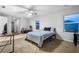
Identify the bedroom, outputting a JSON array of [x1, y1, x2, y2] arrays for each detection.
[[0, 5, 79, 53]]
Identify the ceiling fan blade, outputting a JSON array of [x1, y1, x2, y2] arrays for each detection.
[[16, 10, 28, 14], [30, 5, 39, 11], [14, 5, 41, 12], [14, 5, 29, 10]]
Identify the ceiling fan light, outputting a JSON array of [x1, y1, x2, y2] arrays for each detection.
[[28, 13, 32, 16], [30, 10, 34, 13]]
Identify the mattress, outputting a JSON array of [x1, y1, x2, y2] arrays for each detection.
[[26, 30, 55, 47]]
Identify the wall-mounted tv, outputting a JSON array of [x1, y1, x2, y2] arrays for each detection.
[[64, 13, 79, 32]]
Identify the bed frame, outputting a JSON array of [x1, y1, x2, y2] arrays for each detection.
[[25, 28, 56, 47]]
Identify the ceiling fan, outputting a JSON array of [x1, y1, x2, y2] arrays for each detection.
[[15, 5, 38, 16]]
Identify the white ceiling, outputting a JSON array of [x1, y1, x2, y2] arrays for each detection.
[[0, 5, 76, 18]]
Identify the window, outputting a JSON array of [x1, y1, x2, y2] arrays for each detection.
[[35, 20, 40, 30], [64, 13, 79, 32]]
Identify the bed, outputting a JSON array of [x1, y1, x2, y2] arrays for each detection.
[[26, 29, 56, 47]]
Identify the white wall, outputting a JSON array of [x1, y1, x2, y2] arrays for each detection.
[[54, 6, 79, 42], [30, 15, 56, 30], [0, 16, 8, 34], [20, 18, 30, 31], [29, 6, 79, 42]]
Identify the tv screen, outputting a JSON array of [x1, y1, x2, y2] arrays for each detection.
[[64, 13, 79, 32]]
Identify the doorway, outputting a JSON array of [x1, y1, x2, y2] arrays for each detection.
[[11, 20, 20, 33]]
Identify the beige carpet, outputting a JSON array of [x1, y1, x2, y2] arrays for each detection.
[[0, 34, 79, 53]]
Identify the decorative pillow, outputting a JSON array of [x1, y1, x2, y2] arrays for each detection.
[[44, 27, 51, 31]]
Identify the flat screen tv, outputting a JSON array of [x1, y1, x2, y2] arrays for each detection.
[[64, 13, 79, 32]]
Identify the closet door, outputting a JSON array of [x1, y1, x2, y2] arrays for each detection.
[[15, 20, 20, 33], [0, 16, 8, 34], [11, 20, 20, 33]]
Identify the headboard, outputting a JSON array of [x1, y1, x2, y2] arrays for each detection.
[[44, 27, 51, 31], [44, 27, 56, 32]]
